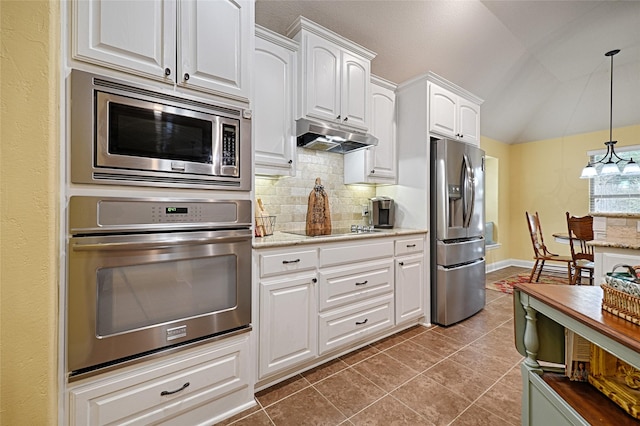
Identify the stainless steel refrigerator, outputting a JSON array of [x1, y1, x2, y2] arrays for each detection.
[[430, 138, 485, 326]]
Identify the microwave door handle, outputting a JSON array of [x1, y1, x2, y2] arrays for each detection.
[[72, 234, 251, 252]]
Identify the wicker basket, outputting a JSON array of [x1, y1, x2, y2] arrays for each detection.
[[602, 284, 640, 325], [601, 264, 640, 324], [255, 216, 276, 237]]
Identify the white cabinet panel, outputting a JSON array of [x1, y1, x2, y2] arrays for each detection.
[[395, 254, 425, 324], [69, 334, 252, 426], [178, 0, 252, 99], [319, 240, 394, 267], [254, 27, 297, 176], [291, 17, 374, 132], [304, 33, 341, 121], [259, 274, 318, 377], [259, 248, 317, 277], [341, 51, 369, 129], [428, 80, 481, 146], [594, 247, 640, 285], [318, 294, 394, 355], [344, 77, 397, 184], [319, 259, 394, 311], [429, 84, 457, 138], [73, 0, 175, 80], [72, 0, 253, 101]]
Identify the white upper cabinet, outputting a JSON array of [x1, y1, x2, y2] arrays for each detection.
[[428, 78, 481, 146], [254, 26, 298, 176], [178, 0, 253, 101], [72, 0, 253, 102], [288, 17, 375, 132], [344, 76, 397, 184]]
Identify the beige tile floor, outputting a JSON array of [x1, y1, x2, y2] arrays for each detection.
[[218, 266, 528, 426]]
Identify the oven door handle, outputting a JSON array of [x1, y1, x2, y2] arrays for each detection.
[[72, 234, 251, 252]]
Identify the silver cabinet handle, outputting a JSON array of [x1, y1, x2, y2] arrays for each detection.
[[161, 382, 189, 396], [282, 259, 300, 264], [355, 319, 368, 325], [355, 280, 368, 286]]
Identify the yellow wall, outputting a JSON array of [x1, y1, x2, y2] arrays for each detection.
[[1, 1, 60, 424], [480, 136, 512, 267], [508, 125, 640, 263]]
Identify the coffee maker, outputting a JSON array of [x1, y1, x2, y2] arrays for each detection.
[[368, 196, 395, 229]]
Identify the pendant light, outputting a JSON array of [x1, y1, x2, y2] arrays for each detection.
[[579, 49, 640, 179]]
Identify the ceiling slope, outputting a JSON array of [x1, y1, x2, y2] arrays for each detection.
[[255, 0, 640, 144]]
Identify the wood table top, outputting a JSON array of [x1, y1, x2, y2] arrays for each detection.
[[514, 283, 640, 353]]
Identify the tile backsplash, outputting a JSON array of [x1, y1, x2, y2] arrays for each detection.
[[255, 149, 376, 231]]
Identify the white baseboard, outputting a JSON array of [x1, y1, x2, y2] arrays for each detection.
[[486, 259, 568, 274]]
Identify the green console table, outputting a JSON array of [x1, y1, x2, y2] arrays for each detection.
[[514, 283, 640, 425]]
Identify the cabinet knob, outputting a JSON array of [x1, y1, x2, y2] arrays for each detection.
[[343, 117, 348, 122], [184, 73, 190, 81], [370, 170, 375, 174], [399, 261, 404, 266], [288, 159, 293, 164], [336, 115, 341, 120], [312, 278, 318, 283], [164, 68, 171, 76]]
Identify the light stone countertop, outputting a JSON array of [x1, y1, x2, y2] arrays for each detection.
[[590, 236, 640, 250], [253, 228, 428, 249], [589, 212, 640, 219]]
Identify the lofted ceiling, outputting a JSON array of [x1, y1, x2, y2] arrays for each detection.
[[255, 0, 640, 144]]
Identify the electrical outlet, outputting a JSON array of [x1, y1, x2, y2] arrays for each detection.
[[361, 204, 369, 217]]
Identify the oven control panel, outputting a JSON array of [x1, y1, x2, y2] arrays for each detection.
[[68, 197, 252, 233]]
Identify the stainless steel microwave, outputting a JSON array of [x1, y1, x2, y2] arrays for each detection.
[[70, 69, 251, 190]]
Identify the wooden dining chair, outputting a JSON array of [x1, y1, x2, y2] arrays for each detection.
[[525, 211, 573, 283], [566, 212, 594, 285]]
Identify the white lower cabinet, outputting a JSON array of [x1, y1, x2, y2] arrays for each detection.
[[593, 246, 640, 285], [319, 294, 394, 355], [395, 237, 425, 324], [259, 273, 318, 377], [68, 333, 253, 426], [255, 233, 427, 385]]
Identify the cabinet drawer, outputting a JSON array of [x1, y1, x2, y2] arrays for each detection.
[[319, 240, 394, 268], [319, 259, 394, 312], [395, 237, 424, 256], [69, 335, 250, 426], [259, 249, 317, 277], [318, 294, 394, 355]]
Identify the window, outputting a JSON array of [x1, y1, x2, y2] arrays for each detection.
[[589, 145, 640, 213]]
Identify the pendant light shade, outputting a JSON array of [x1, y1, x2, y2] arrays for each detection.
[[579, 49, 640, 179]]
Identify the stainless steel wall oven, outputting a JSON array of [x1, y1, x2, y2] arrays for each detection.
[[70, 69, 251, 190], [66, 196, 252, 379]]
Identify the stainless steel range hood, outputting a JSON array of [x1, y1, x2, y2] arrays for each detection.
[[296, 118, 378, 153]]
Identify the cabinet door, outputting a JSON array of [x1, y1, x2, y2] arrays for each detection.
[[259, 274, 317, 378], [178, 0, 252, 100], [302, 33, 341, 122], [368, 83, 396, 180], [428, 83, 457, 139], [254, 34, 296, 176], [457, 97, 481, 146], [395, 254, 424, 324], [340, 51, 370, 130], [72, 0, 175, 81]]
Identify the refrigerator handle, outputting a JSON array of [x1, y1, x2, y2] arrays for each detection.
[[462, 153, 475, 228]]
